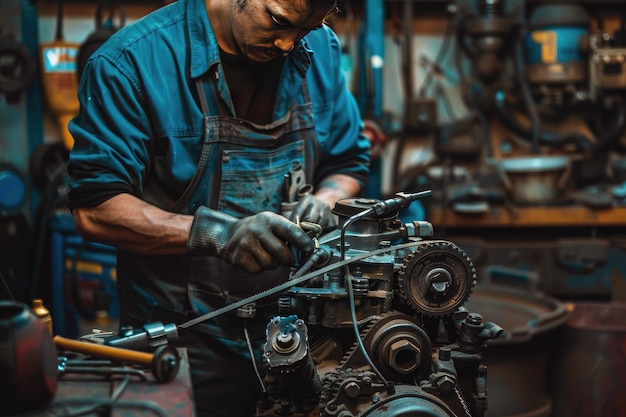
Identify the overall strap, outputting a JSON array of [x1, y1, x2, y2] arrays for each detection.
[[170, 80, 213, 213]]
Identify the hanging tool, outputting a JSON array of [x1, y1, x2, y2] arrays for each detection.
[[39, 0, 80, 150], [77, 2, 126, 79], [0, 27, 36, 103], [280, 162, 313, 220]]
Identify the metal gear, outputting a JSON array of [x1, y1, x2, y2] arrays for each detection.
[[362, 313, 432, 381], [397, 241, 476, 317], [337, 312, 432, 382]]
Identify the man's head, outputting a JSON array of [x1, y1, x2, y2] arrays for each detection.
[[210, 0, 338, 62]]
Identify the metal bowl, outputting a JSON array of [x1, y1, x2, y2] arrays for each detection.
[[500, 156, 570, 204]]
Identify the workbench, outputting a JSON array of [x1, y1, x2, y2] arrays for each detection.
[[23, 348, 195, 417], [426, 204, 626, 301], [429, 205, 626, 228]]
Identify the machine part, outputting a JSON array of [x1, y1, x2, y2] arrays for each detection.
[[0, 164, 27, 217], [505, 3, 589, 153], [29, 138, 69, 190], [398, 242, 476, 317], [264, 316, 310, 367], [289, 243, 332, 279], [556, 239, 609, 273], [364, 314, 432, 379], [463, 284, 569, 417], [340, 313, 433, 383], [320, 375, 462, 417], [588, 31, 626, 100], [493, 91, 593, 151], [58, 360, 148, 382], [406, 97, 438, 132], [280, 161, 314, 221], [54, 335, 180, 383], [461, 0, 517, 83], [0, 30, 36, 103], [237, 302, 257, 318], [263, 316, 322, 412], [456, 312, 504, 354], [159, 190, 498, 417], [178, 240, 426, 330], [499, 155, 570, 204], [435, 116, 482, 161], [95, 321, 179, 351], [329, 193, 433, 255], [525, 4, 589, 88]]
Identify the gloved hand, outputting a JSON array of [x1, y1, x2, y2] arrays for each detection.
[[290, 194, 337, 230], [187, 206, 315, 273]]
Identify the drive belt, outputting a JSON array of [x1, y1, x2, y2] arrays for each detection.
[[177, 240, 425, 330]]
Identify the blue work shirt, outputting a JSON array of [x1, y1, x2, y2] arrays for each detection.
[[67, 0, 371, 211]]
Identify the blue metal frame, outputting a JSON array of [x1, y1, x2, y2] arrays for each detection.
[[21, 0, 45, 220], [357, 0, 384, 120]]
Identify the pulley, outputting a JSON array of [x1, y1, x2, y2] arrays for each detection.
[[398, 242, 476, 317]]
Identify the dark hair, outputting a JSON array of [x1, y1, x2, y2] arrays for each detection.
[[234, 0, 341, 18]]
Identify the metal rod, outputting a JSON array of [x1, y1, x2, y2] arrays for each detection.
[[54, 335, 153, 367]]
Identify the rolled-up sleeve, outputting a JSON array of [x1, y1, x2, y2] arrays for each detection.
[[67, 52, 152, 209]]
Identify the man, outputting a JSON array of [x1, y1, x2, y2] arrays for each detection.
[[67, 0, 370, 415]]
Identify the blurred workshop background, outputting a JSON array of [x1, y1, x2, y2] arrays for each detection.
[[2, 0, 626, 416]]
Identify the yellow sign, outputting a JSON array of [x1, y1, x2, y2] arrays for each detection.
[[531, 31, 557, 63]]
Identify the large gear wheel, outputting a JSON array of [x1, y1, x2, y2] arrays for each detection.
[[337, 312, 432, 382], [398, 241, 476, 317]]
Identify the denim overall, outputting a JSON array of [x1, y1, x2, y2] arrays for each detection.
[[116, 73, 319, 417]]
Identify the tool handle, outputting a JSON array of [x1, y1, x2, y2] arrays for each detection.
[[54, 335, 153, 366]]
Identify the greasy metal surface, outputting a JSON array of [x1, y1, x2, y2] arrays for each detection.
[[463, 284, 569, 344], [38, 348, 195, 417], [462, 284, 570, 417], [550, 302, 626, 417]]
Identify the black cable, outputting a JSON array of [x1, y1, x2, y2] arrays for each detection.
[[337, 203, 395, 394], [418, 14, 455, 98], [30, 164, 68, 301], [58, 372, 131, 417], [0, 270, 15, 300], [435, 82, 458, 121], [344, 264, 394, 395], [452, 7, 493, 159], [51, 398, 167, 417], [493, 91, 593, 151], [55, 0, 64, 41], [591, 96, 626, 155], [513, 26, 541, 154]]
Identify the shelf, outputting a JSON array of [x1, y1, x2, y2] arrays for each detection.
[[428, 205, 626, 228]]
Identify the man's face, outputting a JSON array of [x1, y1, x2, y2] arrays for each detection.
[[227, 0, 335, 62]]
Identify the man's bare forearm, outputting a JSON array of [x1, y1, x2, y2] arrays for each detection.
[[71, 193, 193, 255], [314, 174, 362, 206], [71, 174, 361, 254]]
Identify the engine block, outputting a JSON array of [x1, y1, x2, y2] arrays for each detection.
[[257, 196, 503, 417]]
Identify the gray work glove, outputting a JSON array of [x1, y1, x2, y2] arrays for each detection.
[[187, 206, 315, 273], [290, 194, 337, 231]]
